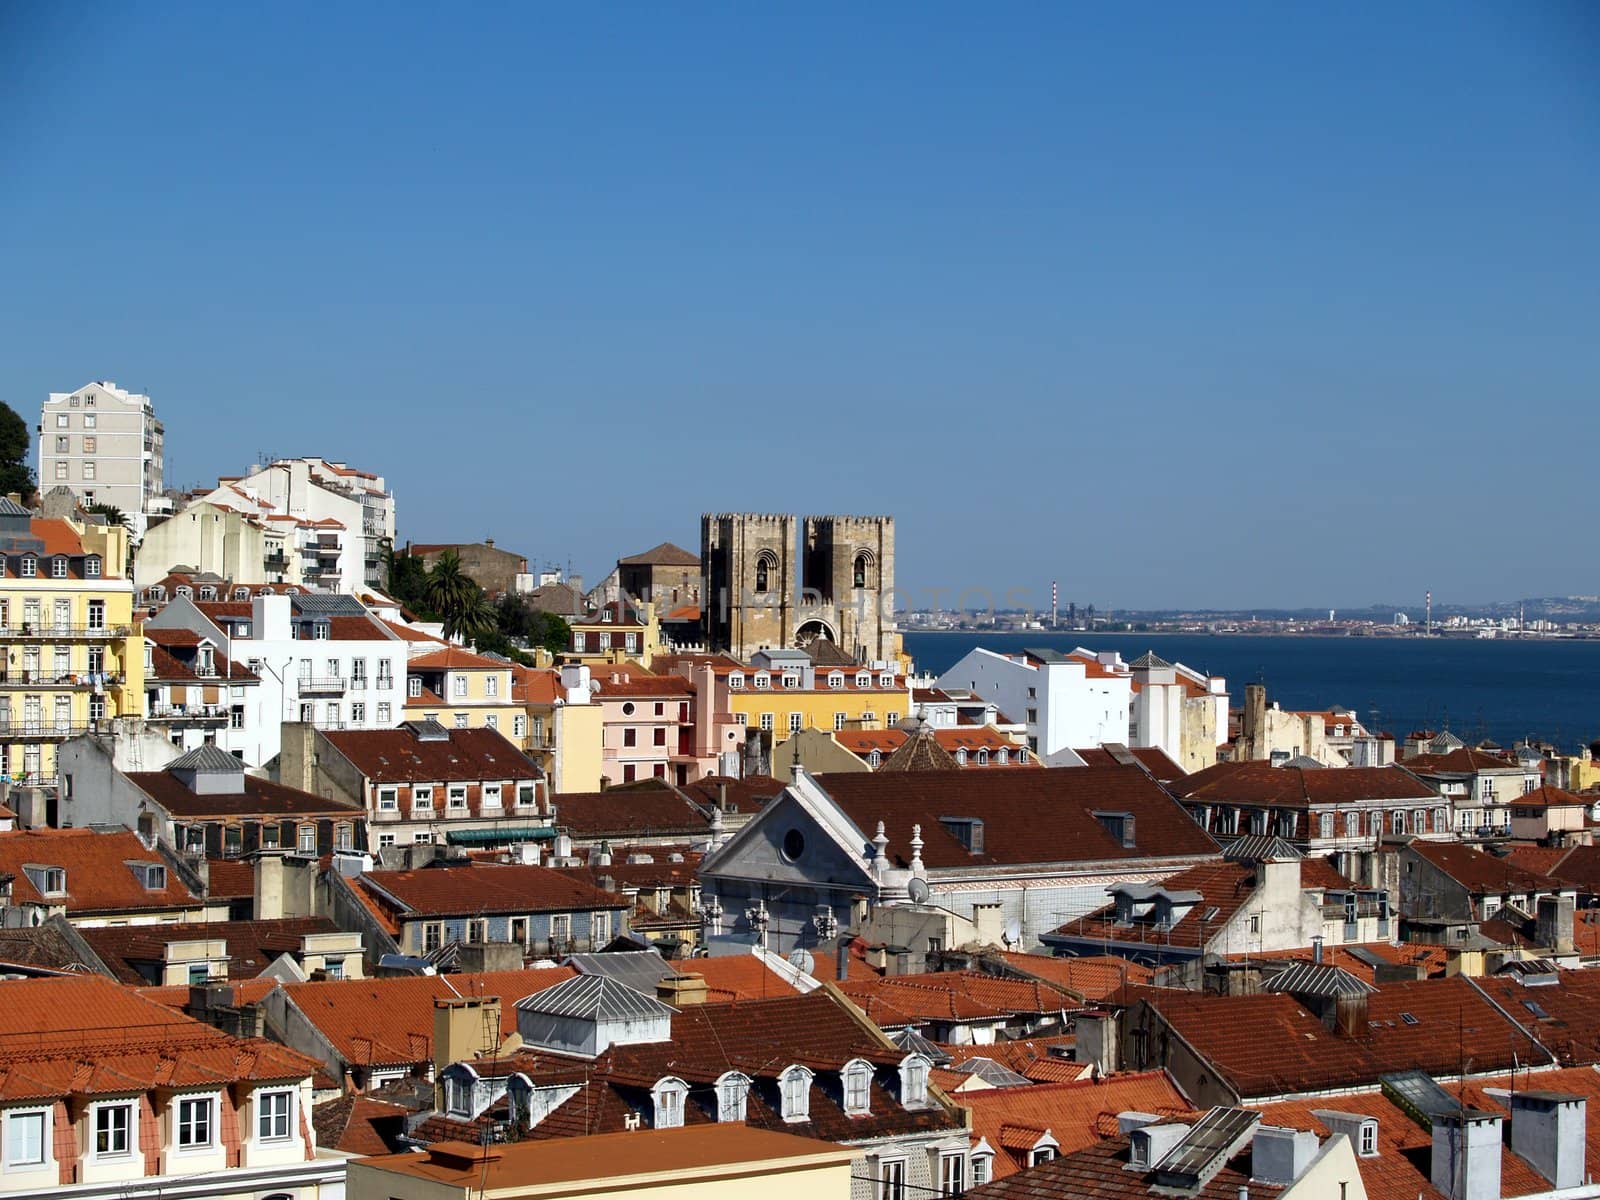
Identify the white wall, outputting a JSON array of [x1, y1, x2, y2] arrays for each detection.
[[938, 648, 1129, 761]]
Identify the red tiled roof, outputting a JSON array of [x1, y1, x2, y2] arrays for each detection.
[[0, 829, 202, 913], [279, 968, 579, 1067], [79, 917, 342, 985], [1404, 748, 1527, 775], [815, 766, 1220, 870], [513, 666, 563, 705], [408, 646, 510, 671], [26, 518, 85, 557], [1139, 974, 1548, 1099], [1255, 1092, 1444, 1200], [127, 770, 361, 817], [322, 726, 540, 783], [1471, 969, 1600, 1067], [358, 863, 627, 919], [553, 783, 711, 838], [1173, 762, 1438, 805], [677, 774, 784, 815], [1407, 840, 1561, 895], [993, 952, 1156, 1002], [203, 857, 256, 899], [1073, 746, 1188, 780], [313, 1094, 411, 1157], [1545, 844, 1600, 894], [837, 971, 1077, 1026], [964, 1072, 1192, 1179], [382, 619, 444, 645], [593, 673, 696, 698], [968, 1129, 1279, 1200], [0, 976, 321, 1101], [1510, 785, 1589, 809]]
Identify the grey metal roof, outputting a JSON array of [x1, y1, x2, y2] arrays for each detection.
[[891, 1026, 951, 1065], [290, 593, 368, 615], [168, 744, 245, 774], [513, 973, 675, 1021], [0, 497, 30, 517], [1153, 1107, 1260, 1188], [1222, 835, 1304, 863], [1022, 647, 1071, 663], [1280, 755, 1326, 769], [1380, 1069, 1461, 1125], [950, 1057, 1033, 1088], [566, 949, 673, 995], [1264, 963, 1376, 998]]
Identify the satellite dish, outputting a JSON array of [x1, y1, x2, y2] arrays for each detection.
[[907, 877, 932, 904], [1002, 918, 1023, 949], [787, 948, 815, 975]]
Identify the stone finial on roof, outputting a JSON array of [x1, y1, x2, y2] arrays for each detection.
[[872, 821, 889, 880], [910, 824, 925, 879]]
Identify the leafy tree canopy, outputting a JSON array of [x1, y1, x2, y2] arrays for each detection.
[[0, 401, 35, 500]]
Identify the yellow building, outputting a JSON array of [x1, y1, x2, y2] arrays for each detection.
[[404, 646, 525, 739], [347, 1125, 858, 1200], [658, 651, 910, 742], [567, 599, 662, 665], [0, 505, 141, 786]]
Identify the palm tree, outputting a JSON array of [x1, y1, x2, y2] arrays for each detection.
[[425, 551, 496, 640], [446, 591, 499, 642]]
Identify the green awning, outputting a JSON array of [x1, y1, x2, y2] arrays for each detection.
[[445, 825, 558, 846]]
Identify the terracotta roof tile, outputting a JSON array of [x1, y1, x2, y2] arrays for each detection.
[[323, 726, 540, 784], [0, 829, 202, 914], [358, 864, 627, 920], [1174, 762, 1437, 805]]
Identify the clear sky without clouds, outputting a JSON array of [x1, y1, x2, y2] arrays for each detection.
[[1, 2, 1596, 610]]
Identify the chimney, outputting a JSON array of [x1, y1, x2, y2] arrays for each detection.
[[432, 995, 503, 1076], [253, 851, 285, 921], [1073, 1011, 1119, 1075], [1536, 895, 1575, 955], [1312, 935, 1324, 965], [1244, 684, 1268, 759], [836, 941, 850, 981], [1334, 991, 1370, 1037], [1431, 1111, 1503, 1200], [278, 723, 318, 795], [1509, 1092, 1585, 1190], [656, 974, 710, 1006], [1251, 1126, 1320, 1185]]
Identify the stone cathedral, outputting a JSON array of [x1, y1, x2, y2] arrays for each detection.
[[700, 513, 900, 665]]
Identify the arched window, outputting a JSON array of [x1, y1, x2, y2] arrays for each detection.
[[1391, 810, 1407, 835], [976, 749, 989, 766], [778, 1065, 813, 1122], [899, 1054, 930, 1109], [853, 553, 870, 589], [955, 749, 968, 766], [996, 748, 1008, 765], [652, 1076, 688, 1129], [754, 551, 777, 593], [715, 1071, 751, 1123], [842, 1059, 873, 1116], [869, 750, 881, 768]]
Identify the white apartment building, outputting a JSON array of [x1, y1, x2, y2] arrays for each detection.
[[937, 646, 1130, 762], [37, 381, 164, 536], [140, 456, 395, 593], [145, 592, 407, 765]]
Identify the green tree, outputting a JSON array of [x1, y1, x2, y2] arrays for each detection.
[[446, 589, 500, 642], [383, 546, 435, 616], [0, 402, 35, 500]]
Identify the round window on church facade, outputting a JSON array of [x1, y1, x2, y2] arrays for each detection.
[[781, 828, 805, 862]]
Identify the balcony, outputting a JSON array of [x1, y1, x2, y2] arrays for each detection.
[[0, 721, 98, 740], [298, 676, 346, 696], [264, 553, 288, 569], [147, 703, 228, 723], [1, 672, 125, 689], [0, 624, 133, 641]]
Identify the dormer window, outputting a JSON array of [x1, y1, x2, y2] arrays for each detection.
[[651, 1077, 687, 1129], [23, 865, 66, 896], [51, 556, 68, 579], [198, 645, 215, 676], [443, 1068, 475, 1117], [869, 750, 881, 768], [20, 555, 36, 578], [1018, 747, 1029, 764], [135, 863, 166, 890], [144, 642, 154, 671], [898, 1054, 930, 1109], [996, 748, 1008, 765], [1359, 1119, 1378, 1156], [601, 609, 613, 623], [842, 1059, 873, 1116], [234, 588, 250, 601], [878, 673, 894, 687], [313, 621, 330, 640], [828, 671, 843, 689], [199, 586, 216, 600], [176, 585, 193, 599], [150, 585, 165, 600], [955, 749, 968, 766], [977, 748, 990, 765], [84, 555, 100, 578], [1029, 1136, 1059, 1167], [728, 672, 744, 690], [855, 671, 870, 687], [782, 672, 799, 689], [754, 672, 770, 690], [778, 1065, 813, 1122], [716, 1071, 751, 1123]]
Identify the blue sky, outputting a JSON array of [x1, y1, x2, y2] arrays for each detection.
[[1, 2, 1596, 610]]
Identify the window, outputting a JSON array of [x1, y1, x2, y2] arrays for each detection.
[[940, 1153, 966, 1196], [55, 435, 69, 453], [452, 674, 467, 698], [483, 783, 502, 808], [1319, 812, 1334, 839], [856, 671, 870, 687], [297, 825, 316, 853], [408, 677, 422, 698], [485, 714, 497, 730], [448, 785, 468, 810], [94, 1102, 132, 1156], [422, 922, 443, 952], [623, 727, 637, 747], [444, 1073, 472, 1116], [728, 673, 744, 690], [55, 413, 68, 428], [652, 1077, 687, 1129], [754, 671, 770, 690], [258, 1090, 293, 1141], [517, 783, 536, 807], [593, 910, 611, 942], [377, 702, 391, 723], [789, 713, 803, 733], [843, 1059, 872, 1115], [177, 1096, 213, 1148], [828, 671, 844, 689], [653, 727, 666, 746], [716, 1072, 751, 1122], [513, 714, 527, 738], [778, 1065, 813, 1121], [454, 712, 468, 729], [377, 786, 398, 811], [20, 556, 35, 578], [87, 599, 104, 629], [4, 1109, 46, 1167], [598, 632, 611, 650], [972, 1151, 993, 1186], [879, 1158, 906, 1200], [381, 834, 399, 851], [759, 713, 774, 731], [1359, 1120, 1378, 1157], [899, 1055, 929, 1107], [413, 786, 433, 810], [83, 435, 97, 453], [835, 712, 848, 731], [485, 674, 498, 698], [1029, 1145, 1057, 1167], [351, 702, 365, 723], [83, 460, 96, 480], [54, 461, 67, 480], [84, 412, 95, 427]]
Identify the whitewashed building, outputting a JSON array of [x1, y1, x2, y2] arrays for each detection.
[[37, 381, 165, 537]]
